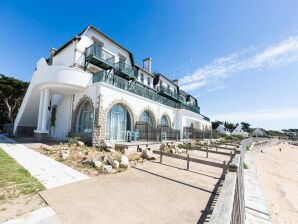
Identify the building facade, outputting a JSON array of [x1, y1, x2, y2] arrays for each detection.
[[231, 125, 249, 138], [14, 25, 211, 145]]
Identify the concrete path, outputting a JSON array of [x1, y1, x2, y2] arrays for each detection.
[[40, 157, 223, 224], [2, 207, 61, 224], [244, 140, 274, 224], [0, 135, 89, 224], [0, 135, 88, 189]]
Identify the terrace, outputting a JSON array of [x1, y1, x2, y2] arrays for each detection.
[[92, 71, 206, 119], [114, 61, 137, 80], [85, 43, 115, 70]]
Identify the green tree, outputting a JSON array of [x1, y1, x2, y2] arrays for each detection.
[[224, 121, 237, 130], [212, 120, 223, 129], [0, 74, 28, 126], [241, 122, 251, 132]]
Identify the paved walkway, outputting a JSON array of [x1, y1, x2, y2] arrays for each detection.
[[2, 207, 61, 224], [0, 135, 89, 224], [244, 140, 273, 224], [0, 135, 88, 189]]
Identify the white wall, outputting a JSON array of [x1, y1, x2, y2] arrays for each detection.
[[52, 42, 75, 67], [50, 95, 72, 139], [75, 29, 132, 68], [137, 70, 154, 88]]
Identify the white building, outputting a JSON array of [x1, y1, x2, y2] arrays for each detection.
[[231, 125, 249, 138], [216, 124, 231, 135], [14, 25, 211, 145], [253, 128, 266, 136]]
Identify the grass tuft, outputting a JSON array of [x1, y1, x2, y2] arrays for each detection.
[[0, 148, 45, 204]]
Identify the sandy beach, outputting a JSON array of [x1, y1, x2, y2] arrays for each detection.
[[255, 140, 298, 224]]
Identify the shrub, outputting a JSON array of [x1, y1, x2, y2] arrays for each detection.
[[66, 136, 80, 145]]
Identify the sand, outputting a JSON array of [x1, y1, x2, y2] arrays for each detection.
[[255, 141, 298, 224]]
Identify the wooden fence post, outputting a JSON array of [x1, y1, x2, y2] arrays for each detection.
[[187, 154, 190, 170], [230, 151, 233, 162], [206, 147, 209, 158], [223, 161, 226, 179]]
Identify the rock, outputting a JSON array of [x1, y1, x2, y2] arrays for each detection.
[[93, 160, 103, 169], [101, 165, 112, 174], [102, 154, 113, 165], [120, 155, 129, 168], [169, 147, 176, 154], [106, 148, 117, 153], [92, 155, 102, 164], [77, 141, 85, 147], [41, 144, 53, 151], [82, 158, 92, 165], [111, 160, 120, 169], [160, 144, 166, 151], [142, 149, 156, 160], [59, 150, 69, 159]]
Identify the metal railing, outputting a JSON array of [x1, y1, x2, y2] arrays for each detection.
[[114, 61, 137, 79], [156, 86, 180, 101], [85, 43, 115, 67], [93, 71, 207, 117]]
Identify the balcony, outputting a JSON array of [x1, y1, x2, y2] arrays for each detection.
[[179, 103, 200, 114], [93, 71, 178, 108], [85, 43, 115, 70], [92, 71, 208, 119], [157, 86, 180, 102], [114, 61, 137, 80]]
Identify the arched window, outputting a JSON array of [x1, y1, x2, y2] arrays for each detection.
[[140, 111, 152, 126], [77, 102, 93, 133], [160, 115, 170, 126], [106, 104, 131, 141]]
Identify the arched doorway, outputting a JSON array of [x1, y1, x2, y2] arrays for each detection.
[[160, 115, 170, 140], [136, 110, 158, 141], [140, 111, 153, 126], [160, 115, 170, 127], [76, 101, 94, 133], [105, 104, 132, 141]]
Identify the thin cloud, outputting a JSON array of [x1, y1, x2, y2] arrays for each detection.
[[211, 107, 298, 122], [180, 36, 298, 91]]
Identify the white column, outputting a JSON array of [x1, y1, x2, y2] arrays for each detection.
[[41, 88, 50, 132], [37, 90, 45, 130]]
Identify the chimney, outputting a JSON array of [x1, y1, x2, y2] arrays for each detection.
[[49, 48, 56, 65], [143, 57, 152, 73], [172, 79, 179, 86]]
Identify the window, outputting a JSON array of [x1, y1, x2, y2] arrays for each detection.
[[140, 111, 152, 126], [105, 104, 131, 141], [140, 73, 144, 83], [160, 115, 170, 126], [147, 77, 151, 86], [77, 102, 94, 133], [167, 84, 170, 90]]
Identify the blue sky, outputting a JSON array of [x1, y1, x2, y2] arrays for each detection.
[[1, 0, 298, 130]]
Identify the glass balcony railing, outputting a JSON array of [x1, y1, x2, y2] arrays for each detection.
[[85, 43, 115, 69], [114, 61, 137, 80], [156, 86, 180, 101], [92, 71, 208, 119]]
